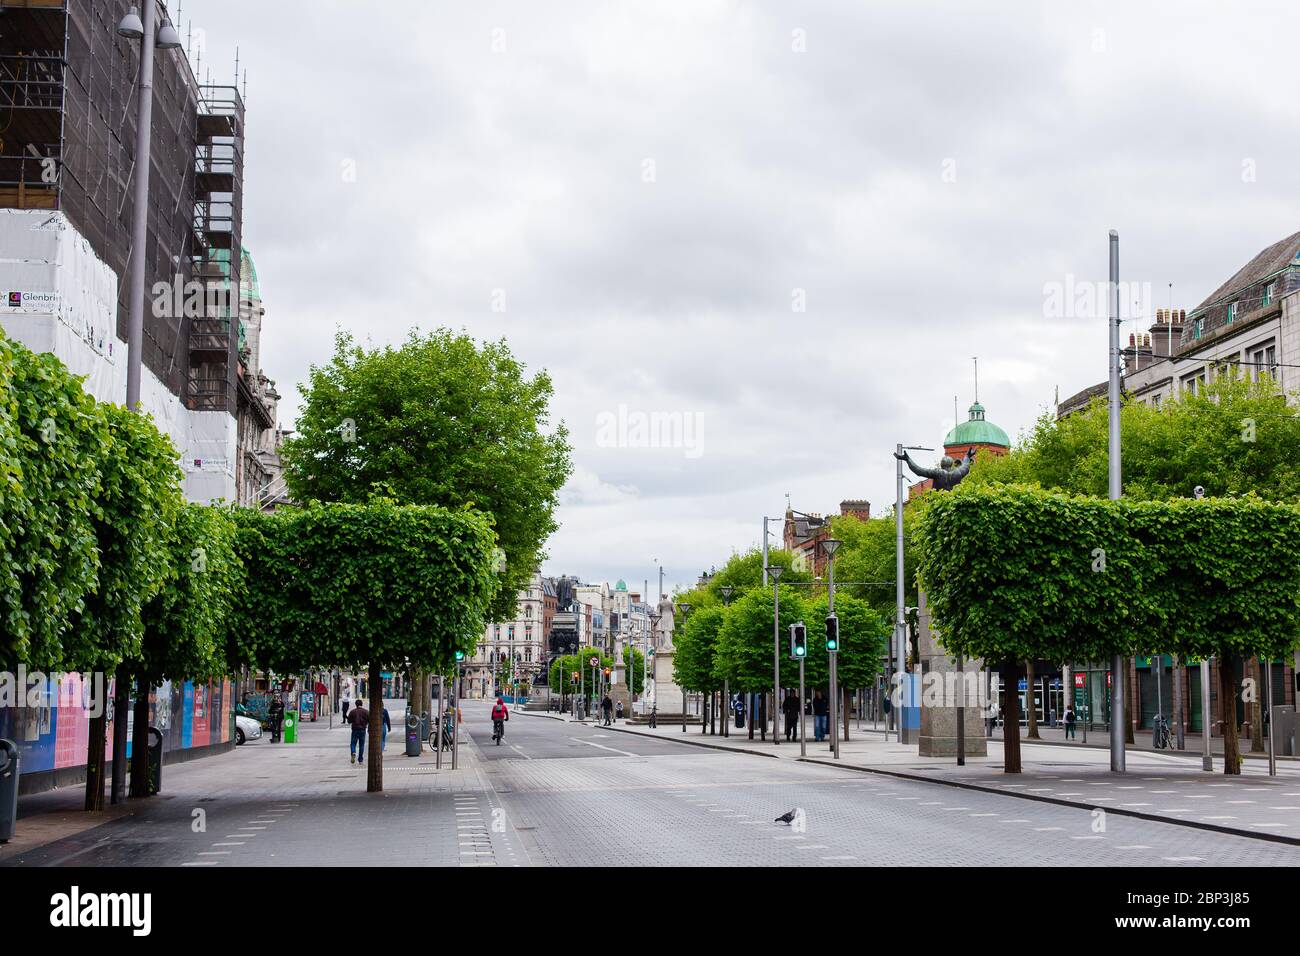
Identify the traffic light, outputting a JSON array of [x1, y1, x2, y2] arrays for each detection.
[[825, 613, 839, 651], [789, 621, 807, 659], [454, 650, 465, 662], [571, 670, 579, 684]]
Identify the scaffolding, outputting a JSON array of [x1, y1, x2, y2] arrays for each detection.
[[0, 0, 245, 412]]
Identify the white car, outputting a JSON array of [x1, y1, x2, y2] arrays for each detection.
[[235, 714, 262, 746]]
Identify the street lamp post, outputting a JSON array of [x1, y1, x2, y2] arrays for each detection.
[[677, 603, 692, 732], [767, 566, 784, 744], [1107, 229, 1126, 774], [892, 445, 930, 745], [113, 2, 181, 807], [822, 539, 842, 760], [720, 586, 734, 737]]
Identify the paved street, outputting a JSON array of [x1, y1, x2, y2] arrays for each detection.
[[5, 699, 1300, 867]]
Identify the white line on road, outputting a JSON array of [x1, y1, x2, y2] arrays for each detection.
[[569, 736, 638, 757]]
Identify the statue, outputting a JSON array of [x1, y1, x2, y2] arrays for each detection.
[[895, 446, 976, 492]]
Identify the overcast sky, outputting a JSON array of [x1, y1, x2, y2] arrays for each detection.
[[185, 0, 1300, 596]]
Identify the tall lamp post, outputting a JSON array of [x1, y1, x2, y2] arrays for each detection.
[[766, 566, 784, 744], [113, 2, 181, 807], [892, 445, 930, 745], [720, 586, 734, 737], [822, 539, 842, 760], [648, 612, 660, 723], [1107, 228, 1126, 774], [677, 603, 692, 731]]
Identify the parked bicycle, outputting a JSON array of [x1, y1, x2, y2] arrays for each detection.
[[1153, 713, 1171, 749]]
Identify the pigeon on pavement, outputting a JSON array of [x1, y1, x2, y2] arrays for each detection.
[[774, 810, 797, 824]]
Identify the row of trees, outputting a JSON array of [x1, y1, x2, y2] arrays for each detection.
[[671, 549, 890, 738], [3, 326, 572, 801], [918, 483, 1300, 774]]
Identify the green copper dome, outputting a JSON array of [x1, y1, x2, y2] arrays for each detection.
[[944, 402, 1009, 447], [615, 579, 628, 591]]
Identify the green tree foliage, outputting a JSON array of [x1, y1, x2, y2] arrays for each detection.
[[967, 376, 1300, 501], [827, 510, 919, 616], [0, 337, 107, 669], [232, 501, 499, 791], [548, 646, 611, 689], [917, 483, 1300, 774], [139, 504, 243, 684], [282, 330, 572, 620], [674, 605, 725, 692], [70, 402, 183, 671], [800, 593, 889, 692], [714, 586, 805, 693]]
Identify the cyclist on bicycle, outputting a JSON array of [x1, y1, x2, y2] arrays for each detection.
[[491, 696, 509, 744]]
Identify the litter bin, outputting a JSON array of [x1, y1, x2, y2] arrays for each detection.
[[146, 727, 163, 796], [282, 710, 299, 744], [0, 738, 18, 843], [405, 710, 422, 756]]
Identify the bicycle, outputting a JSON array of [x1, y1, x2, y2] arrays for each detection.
[[492, 718, 505, 745], [1153, 713, 1171, 749]]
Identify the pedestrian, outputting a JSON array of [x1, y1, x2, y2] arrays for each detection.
[[615, 700, 624, 722], [601, 694, 613, 727], [380, 705, 391, 752], [341, 693, 350, 723], [349, 697, 370, 764], [812, 690, 828, 742], [733, 694, 744, 729], [783, 690, 800, 741], [268, 694, 285, 743], [1064, 705, 1077, 740], [649, 705, 657, 729]]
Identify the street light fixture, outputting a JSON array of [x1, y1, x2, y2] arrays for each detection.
[[766, 565, 784, 744], [117, 6, 144, 38], [821, 538, 842, 759]]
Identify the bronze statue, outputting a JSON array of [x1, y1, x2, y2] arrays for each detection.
[[895, 446, 976, 491]]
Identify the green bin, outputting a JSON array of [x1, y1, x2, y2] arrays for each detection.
[[282, 710, 299, 743]]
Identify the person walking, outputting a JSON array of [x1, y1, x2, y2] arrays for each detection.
[[349, 698, 370, 764], [812, 690, 828, 742], [340, 693, 350, 724], [783, 690, 800, 741], [379, 705, 391, 752], [601, 694, 613, 727], [1064, 704, 1077, 741], [268, 694, 285, 743]]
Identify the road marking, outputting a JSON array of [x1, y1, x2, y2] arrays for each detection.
[[198, 851, 231, 856], [226, 834, 257, 838], [1117, 845, 1151, 850], [510, 745, 531, 760], [1033, 827, 1064, 832], [1163, 856, 1204, 862], [212, 842, 245, 846], [821, 855, 857, 861], [794, 844, 829, 850], [940, 807, 970, 811], [182, 861, 218, 867], [568, 736, 638, 757], [1000, 819, 1031, 823]]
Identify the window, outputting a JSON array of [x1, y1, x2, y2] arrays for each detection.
[[1264, 282, 1276, 306], [1193, 318, 1204, 340], [1180, 369, 1206, 395], [1250, 341, 1278, 381], [1226, 302, 1237, 324]]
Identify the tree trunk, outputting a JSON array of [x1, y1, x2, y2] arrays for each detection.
[[109, 664, 130, 803], [1172, 656, 1184, 750], [748, 693, 754, 739], [1025, 659, 1039, 739], [84, 712, 106, 811], [842, 686, 851, 742], [1124, 658, 1136, 745], [1001, 659, 1022, 773], [1219, 654, 1240, 774], [759, 693, 767, 740], [367, 661, 383, 792], [1250, 656, 1265, 753], [129, 674, 151, 797]]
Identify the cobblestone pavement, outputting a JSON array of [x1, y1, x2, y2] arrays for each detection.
[[5, 700, 1299, 866]]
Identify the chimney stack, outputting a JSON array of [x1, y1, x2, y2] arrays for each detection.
[[1148, 308, 1184, 359]]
